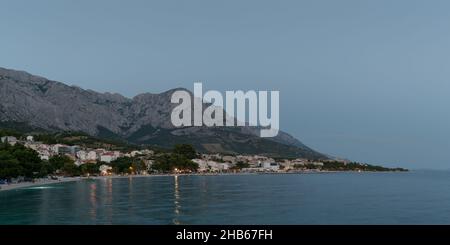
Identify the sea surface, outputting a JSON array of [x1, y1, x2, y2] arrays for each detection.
[[1, 171, 450, 224]]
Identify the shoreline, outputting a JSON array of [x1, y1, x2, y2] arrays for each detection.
[[0, 170, 408, 192], [0, 177, 84, 192], [0, 173, 249, 192]]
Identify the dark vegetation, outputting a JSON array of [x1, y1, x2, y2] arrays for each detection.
[[294, 161, 408, 172]]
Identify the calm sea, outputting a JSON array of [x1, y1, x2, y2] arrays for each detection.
[[1, 171, 450, 224]]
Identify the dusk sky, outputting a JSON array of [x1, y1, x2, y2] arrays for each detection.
[[1, 0, 449, 169]]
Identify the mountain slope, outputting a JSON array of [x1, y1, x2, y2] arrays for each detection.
[[0, 67, 326, 159]]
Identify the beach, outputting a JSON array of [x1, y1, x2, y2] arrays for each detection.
[[0, 177, 84, 192], [0, 173, 224, 192]]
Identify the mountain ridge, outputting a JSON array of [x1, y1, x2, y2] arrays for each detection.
[[0, 67, 326, 159]]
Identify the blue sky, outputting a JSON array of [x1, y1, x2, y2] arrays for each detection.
[[1, 0, 449, 169]]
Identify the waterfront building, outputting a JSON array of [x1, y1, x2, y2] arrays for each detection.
[[262, 162, 280, 171]]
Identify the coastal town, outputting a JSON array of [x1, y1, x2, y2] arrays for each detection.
[[0, 134, 407, 190], [1, 135, 330, 175]]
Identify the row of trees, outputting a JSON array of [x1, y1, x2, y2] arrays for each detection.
[[293, 161, 408, 172], [108, 157, 146, 175], [151, 144, 199, 173], [0, 143, 107, 179], [0, 143, 45, 179], [0, 143, 64, 179], [0, 143, 92, 179], [0, 143, 201, 179]]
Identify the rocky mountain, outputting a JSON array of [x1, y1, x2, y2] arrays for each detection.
[[0, 67, 326, 159]]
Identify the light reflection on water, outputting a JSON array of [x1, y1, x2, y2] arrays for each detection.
[[26, 186, 56, 190], [89, 183, 96, 221], [1, 171, 450, 224], [173, 175, 181, 225]]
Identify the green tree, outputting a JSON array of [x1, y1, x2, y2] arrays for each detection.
[[49, 155, 75, 175], [173, 144, 197, 160], [0, 143, 44, 179], [152, 153, 199, 173], [0, 151, 22, 179], [109, 157, 141, 174], [38, 161, 53, 177], [131, 160, 147, 174], [61, 161, 80, 176], [80, 163, 100, 176], [231, 162, 250, 170], [10, 144, 43, 177], [151, 154, 172, 172]]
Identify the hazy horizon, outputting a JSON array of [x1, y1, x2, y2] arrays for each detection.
[[1, 0, 449, 169]]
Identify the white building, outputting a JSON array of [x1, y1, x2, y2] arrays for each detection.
[[262, 162, 280, 171], [100, 152, 118, 163], [86, 151, 98, 161], [51, 144, 64, 154], [192, 159, 230, 172], [76, 150, 88, 161], [26, 135, 34, 142], [38, 150, 50, 161], [217, 163, 230, 171], [113, 151, 121, 158], [141, 149, 154, 156], [130, 150, 142, 157], [95, 149, 106, 156], [24, 142, 39, 151], [1, 136, 17, 145], [192, 159, 209, 172], [311, 162, 324, 167], [75, 159, 84, 166]]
